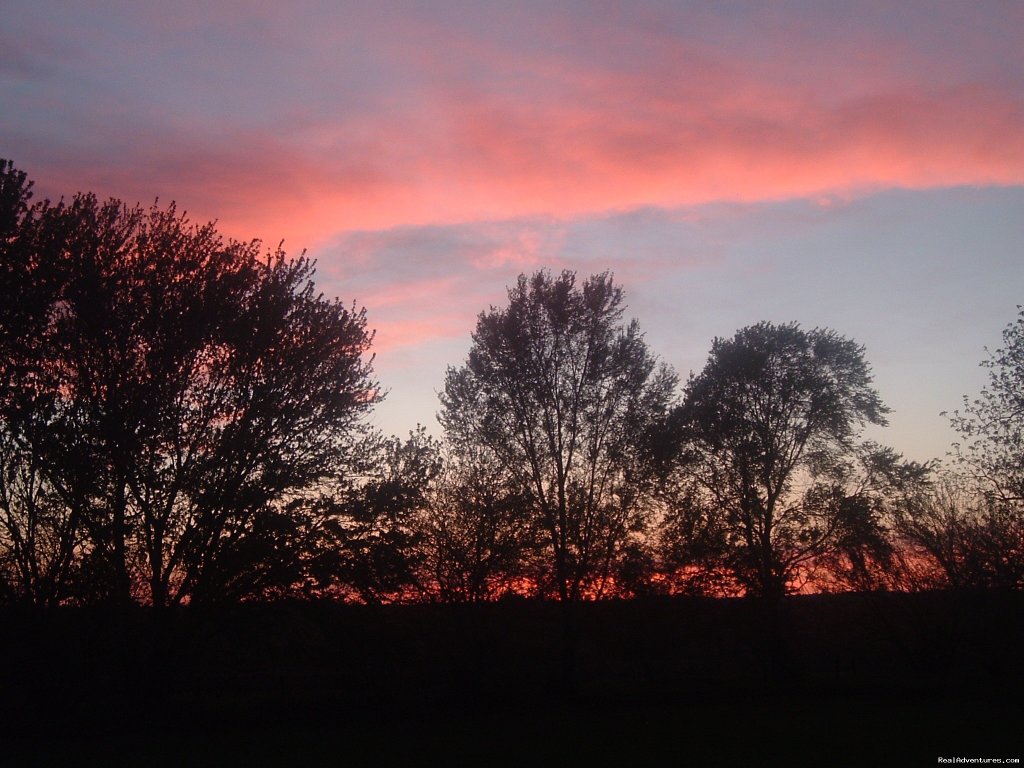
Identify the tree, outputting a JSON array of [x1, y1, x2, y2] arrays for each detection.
[[948, 307, 1024, 506], [423, 447, 539, 602], [933, 306, 1024, 591], [333, 427, 442, 604], [806, 444, 931, 592], [439, 270, 677, 601], [0, 408, 83, 606], [893, 473, 1024, 591], [668, 322, 891, 598], [0, 161, 379, 606], [0, 159, 84, 605]]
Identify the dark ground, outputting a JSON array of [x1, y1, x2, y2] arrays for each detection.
[[1, 592, 1021, 766]]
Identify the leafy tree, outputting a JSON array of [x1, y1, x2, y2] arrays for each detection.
[[334, 427, 442, 603], [423, 448, 539, 602], [806, 444, 931, 592], [894, 473, 1024, 591], [948, 307, 1024, 506], [607, 538, 664, 598], [667, 322, 890, 599], [0, 413, 83, 606], [930, 306, 1024, 591], [440, 270, 677, 601], [0, 159, 83, 605], [0, 161, 379, 606], [654, 478, 763, 598]]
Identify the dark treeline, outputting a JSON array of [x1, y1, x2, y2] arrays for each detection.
[[2, 159, 1023, 608]]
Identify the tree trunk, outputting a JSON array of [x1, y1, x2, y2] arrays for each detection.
[[112, 482, 131, 606]]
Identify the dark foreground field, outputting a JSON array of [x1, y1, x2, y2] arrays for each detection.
[[2, 592, 1022, 766]]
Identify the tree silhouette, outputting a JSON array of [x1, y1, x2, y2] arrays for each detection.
[[334, 427, 441, 603], [929, 306, 1024, 591], [807, 443, 931, 592], [424, 447, 540, 602], [0, 161, 378, 606], [949, 307, 1024, 507], [0, 159, 84, 605], [666, 322, 890, 598], [894, 472, 1024, 591], [440, 270, 676, 601]]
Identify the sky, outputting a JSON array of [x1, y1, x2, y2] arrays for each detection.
[[2, 0, 1023, 463]]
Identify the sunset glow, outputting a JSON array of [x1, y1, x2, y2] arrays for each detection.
[[3, 0, 1022, 460]]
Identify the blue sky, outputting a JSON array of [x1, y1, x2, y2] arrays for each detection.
[[330, 187, 1023, 462]]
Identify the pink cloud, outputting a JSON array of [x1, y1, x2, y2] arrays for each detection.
[[6, 0, 1023, 456], [371, 315, 469, 354], [258, 83, 1022, 245], [7, 2, 1023, 252]]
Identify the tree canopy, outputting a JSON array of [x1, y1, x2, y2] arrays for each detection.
[[0, 160, 379, 606], [919, 306, 1024, 591], [440, 270, 677, 600], [667, 321, 892, 598], [949, 306, 1024, 507]]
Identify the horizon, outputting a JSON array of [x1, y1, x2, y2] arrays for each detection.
[[4, 1, 1023, 462]]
